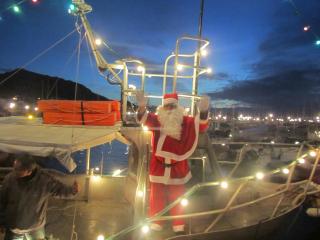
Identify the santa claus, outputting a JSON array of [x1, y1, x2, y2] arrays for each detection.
[[136, 91, 210, 233]]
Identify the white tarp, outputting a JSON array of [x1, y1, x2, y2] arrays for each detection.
[[0, 117, 128, 171]]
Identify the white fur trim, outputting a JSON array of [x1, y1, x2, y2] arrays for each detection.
[[150, 223, 163, 231], [149, 171, 192, 185], [163, 98, 178, 105], [136, 111, 148, 124], [155, 114, 200, 161], [173, 225, 185, 232]]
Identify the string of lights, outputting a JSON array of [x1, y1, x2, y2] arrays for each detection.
[[286, 0, 320, 46]]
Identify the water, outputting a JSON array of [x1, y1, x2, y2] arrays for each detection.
[[42, 140, 128, 175]]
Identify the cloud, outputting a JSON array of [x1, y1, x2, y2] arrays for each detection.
[[208, 69, 320, 114]]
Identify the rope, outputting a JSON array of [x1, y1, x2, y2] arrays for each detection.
[[0, 27, 80, 87]]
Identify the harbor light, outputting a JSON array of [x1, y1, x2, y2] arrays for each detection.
[[270, 141, 275, 144], [282, 168, 290, 175], [112, 169, 122, 177], [177, 64, 183, 71], [298, 158, 305, 164], [295, 141, 300, 145], [206, 68, 212, 74], [220, 181, 228, 189], [141, 225, 150, 234], [95, 38, 102, 46], [32, 0, 38, 3], [137, 66, 145, 72], [25, 105, 30, 110], [97, 235, 105, 240], [27, 115, 34, 120], [256, 172, 264, 180], [180, 198, 189, 207], [95, 167, 100, 171], [316, 40, 320, 46], [309, 150, 317, 157], [9, 102, 16, 109], [34, 107, 39, 111]]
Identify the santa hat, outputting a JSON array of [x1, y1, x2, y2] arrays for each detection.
[[163, 92, 178, 105]]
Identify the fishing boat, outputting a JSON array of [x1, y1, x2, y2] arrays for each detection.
[[1, 1, 320, 240]]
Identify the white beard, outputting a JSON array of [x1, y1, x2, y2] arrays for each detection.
[[157, 105, 184, 140]]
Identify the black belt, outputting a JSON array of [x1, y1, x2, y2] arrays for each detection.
[[157, 159, 178, 168]]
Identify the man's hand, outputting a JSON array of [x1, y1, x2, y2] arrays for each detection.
[[198, 95, 211, 112], [72, 181, 79, 195], [136, 90, 147, 108]]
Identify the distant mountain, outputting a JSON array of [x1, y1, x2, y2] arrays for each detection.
[[0, 68, 109, 102]]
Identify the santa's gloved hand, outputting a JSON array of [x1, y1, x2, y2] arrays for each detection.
[[136, 90, 147, 108], [198, 95, 210, 112]]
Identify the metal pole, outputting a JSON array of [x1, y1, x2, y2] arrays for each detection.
[[86, 148, 91, 175]]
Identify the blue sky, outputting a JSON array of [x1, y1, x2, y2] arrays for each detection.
[[0, 0, 319, 112]]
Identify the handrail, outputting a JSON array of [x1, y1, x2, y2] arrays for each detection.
[[106, 143, 320, 239]]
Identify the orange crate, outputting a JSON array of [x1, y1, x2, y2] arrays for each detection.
[[84, 113, 116, 126], [43, 112, 83, 125]]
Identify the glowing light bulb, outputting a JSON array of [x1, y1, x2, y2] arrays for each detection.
[[298, 158, 305, 164], [13, 5, 20, 13], [206, 68, 212, 74], [97, 235, 105, 240], [28, 115, 34, 120], [316, 40, 320, 46], [200, 49, 208, 57], [95, 38, 102, 46], [309, 150, 317, 157], [180, 198, 189, 206], [282, 168, 290, 174], [270, 141, 275, 144], [32, 0, 38, 3], [142, 125, 149, 131], [137, 191, 144, 197], [25, 105, 30, 110], [256, 172, 264, 180], [295, 141, 300, 145], [303, 25, 310, 32], [95, 167, 100, 171], [141, 225, 149, 234], [112, 169, 122, 177], [137, 66, 145, 72], [34, 107, 39, 111], [177, 64, 183, 71], [9, 102, 16, 109], [220, 181, 228, 189]]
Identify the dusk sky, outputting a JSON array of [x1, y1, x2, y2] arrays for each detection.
[[0, 0, 319, 113]]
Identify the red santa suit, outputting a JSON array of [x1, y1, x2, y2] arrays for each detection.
[[138, 93, 208, 232]]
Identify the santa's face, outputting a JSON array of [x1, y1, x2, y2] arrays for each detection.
[[157, 104, 184, 140]]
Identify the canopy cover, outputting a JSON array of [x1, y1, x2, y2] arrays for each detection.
[[0, 117, 128, 171]]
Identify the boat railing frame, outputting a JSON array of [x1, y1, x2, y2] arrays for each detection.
[[108, 142, 320, 239]]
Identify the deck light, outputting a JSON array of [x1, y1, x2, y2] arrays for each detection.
[[137, 190, 144, 197], [256, 172, 264, 180], [298, 158, 305, 164], [28, 115, 34, 120], [220, 181, 228, 189], [181, 198, 189, 206], [303, 26, 310, 32], [270, 141, 275, 144], [282, 168, 290, 174], [176, 64, 183, 71], [221, 143, 226, 146], [142, 125, 149, 131], [206, 68, 212, 74], [95, 38, 102, 46], [34, 107, 39, 111], [309, 150, 317, 157], [95, 167, 100, 171], [137, 66, 145, 72], [25, 105, 30, 110], [97, 235, 105, 240], [141, 225, 150, 234], [295, 141, 300, 145], [316, 40, 320, 46], [112, 169, 122, 177]]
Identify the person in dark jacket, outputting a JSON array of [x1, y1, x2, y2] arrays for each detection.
[[0, 154, 79, 240]]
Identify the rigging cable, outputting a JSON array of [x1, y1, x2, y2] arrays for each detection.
[[0, 26, 81, 87]]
